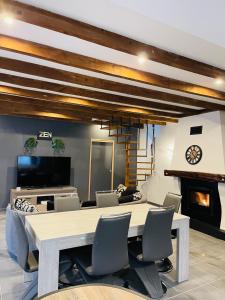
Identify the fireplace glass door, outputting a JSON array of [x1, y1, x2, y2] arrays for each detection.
[[191, 191, 210, 207]]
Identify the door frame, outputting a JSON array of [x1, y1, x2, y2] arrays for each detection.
[[88, 139, 115, 200]]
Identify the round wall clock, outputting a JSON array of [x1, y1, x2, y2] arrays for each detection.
[[185, 145, 202, 165]]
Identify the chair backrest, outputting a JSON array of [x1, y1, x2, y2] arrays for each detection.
[[54, 195, 80, 212], [92, 212, 131, 276], [96, 191, 119, 208], [163, 193, 182, 213], [142, 207, 175, 262], [11, 211, 30, 271]]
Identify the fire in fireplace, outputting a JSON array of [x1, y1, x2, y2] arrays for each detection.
[[191, 191, 210, 207]]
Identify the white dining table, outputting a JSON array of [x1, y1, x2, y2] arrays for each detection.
[[25, 203, 190, 297]]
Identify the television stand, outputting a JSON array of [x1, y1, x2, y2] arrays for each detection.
[[10, 186, 77, 207]]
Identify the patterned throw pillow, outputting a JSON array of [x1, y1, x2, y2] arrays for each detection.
[[133, 191, 142, 201], [14, 198, 37, 213], [116, 184, 127, 197]]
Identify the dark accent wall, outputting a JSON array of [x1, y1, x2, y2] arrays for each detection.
[[0, 115, 127, 208]]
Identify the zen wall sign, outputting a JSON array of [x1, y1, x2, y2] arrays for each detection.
[[37, 131, 53, 140]]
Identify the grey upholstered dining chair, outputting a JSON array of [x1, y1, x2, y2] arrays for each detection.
[[163, 192, 182, 213], [156, 192, 182, 273], [54, 195, 81, 212], [73, 212, 131, 282], [128, 207, 175, 299], [95, 190, 119, 208], [12, 210, 73, 300]]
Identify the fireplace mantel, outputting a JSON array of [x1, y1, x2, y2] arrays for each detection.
[[164, 170, 225, 183]]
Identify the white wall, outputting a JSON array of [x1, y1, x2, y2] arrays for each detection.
[[171, 111, 225, 173], [218, 184, 225, 231], [147, 123, 180, 205]]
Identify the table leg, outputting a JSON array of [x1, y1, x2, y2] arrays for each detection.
[[176, 218, 189, 282], [38, 241, 59, 297]]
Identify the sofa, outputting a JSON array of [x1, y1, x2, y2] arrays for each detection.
[[6, 183, 148, 258]]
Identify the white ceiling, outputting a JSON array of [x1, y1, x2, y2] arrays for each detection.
[[111, 0, 225, 49], [0, 0, 225, 115], [17, 0, 225, 68]]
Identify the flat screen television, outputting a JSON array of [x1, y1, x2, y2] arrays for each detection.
[[17, 156, 71, 188]]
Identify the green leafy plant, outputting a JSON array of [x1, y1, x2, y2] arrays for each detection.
[[24, 137, 38, 154], [52, 138, 65, 155]]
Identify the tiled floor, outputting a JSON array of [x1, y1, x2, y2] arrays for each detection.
[[1, 210, 225, 300]]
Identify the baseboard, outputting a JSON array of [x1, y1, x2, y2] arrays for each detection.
[[190, 218, 225, 241]]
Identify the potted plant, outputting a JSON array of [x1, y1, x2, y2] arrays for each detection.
[[52, 138, 65, 155], [24, 137, 38, 155]]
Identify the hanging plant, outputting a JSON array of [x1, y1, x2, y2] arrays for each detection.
[[24, 137, 38, 155], [52, 138, 65, 155]]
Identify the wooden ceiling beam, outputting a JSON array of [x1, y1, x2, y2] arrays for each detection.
[[0, 111, 86, 123], [0, 93, 114, 121], [0, 105, 166, 126], [0, 100, 94, 123], [0, 35, 225, 101], [1, 108, 109, 125], [0, 93, 168, 125], [0, 85, 179, 121], [1, 0, 225, 79], [0, 73, 196, 114], [0, 57, 220, 110], [0, 97, 133, 126]]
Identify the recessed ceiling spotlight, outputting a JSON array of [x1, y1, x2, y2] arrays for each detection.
[[215, 78, 224, 85], [3, 14, 14, 25], [137, 52, 148, 64]]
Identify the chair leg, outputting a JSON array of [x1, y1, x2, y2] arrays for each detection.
[[171, 229, 177, 239], [132, 261, 165, 299], [76, 262, 126, 287], [59, 266, 84, 286], [156, 258, 173, 273]]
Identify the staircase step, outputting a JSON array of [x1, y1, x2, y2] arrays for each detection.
[[109, 133, 132, 137], [131, 149, 146, 151], [128, 155, 148, 158], [128, 181, 137, 185], [128, 173, 151, 177], [117, 141, 138, 145], [138, 167, 154, 170], [128, 161, 153, 164], [137, 178, 148, 181], [128, 168, 154, 170], [101, 125, 123, 130], [124, 148, 146, 151]]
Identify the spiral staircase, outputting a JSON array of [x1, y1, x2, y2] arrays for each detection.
[[100, 119, 155, 187]]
